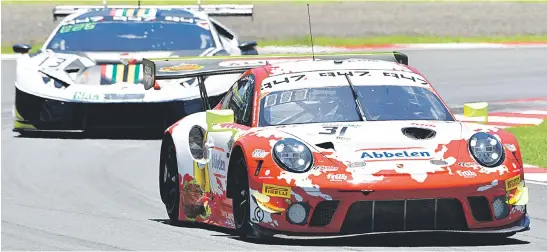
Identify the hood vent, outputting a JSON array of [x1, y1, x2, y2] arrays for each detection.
[[401, 127, 437, 140], [316, 142, 335, 151]]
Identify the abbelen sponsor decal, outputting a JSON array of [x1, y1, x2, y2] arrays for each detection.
[[457, 170, 477, 178], [327, 173, 348, 181], [361, 149, 431, 160], [211, 153, 225, 172]]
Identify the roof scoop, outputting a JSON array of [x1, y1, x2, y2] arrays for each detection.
[[401, 127, 436, 140]]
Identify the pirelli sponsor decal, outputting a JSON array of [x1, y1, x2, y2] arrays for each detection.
[[262, 184, 291, 198], [505, 175, 521, 191]]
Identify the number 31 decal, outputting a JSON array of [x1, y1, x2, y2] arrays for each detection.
[[319, 126, 348, 136]]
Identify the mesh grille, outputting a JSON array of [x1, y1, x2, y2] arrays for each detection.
[[340, 198, 468, 234], [467, 196, 493, 222], [308, 201, 340, 227]]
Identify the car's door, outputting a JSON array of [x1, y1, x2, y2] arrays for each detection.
[[203, 73, 255, 195]]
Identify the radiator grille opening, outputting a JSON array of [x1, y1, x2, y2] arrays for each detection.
[[308, 200, 340, 227], [467, 196, 493, 222], [340, 198, 468, 234]]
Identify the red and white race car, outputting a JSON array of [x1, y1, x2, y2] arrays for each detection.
[[142, 52, 530, 240]]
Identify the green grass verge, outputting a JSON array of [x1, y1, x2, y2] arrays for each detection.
[[259, 35, 547, 47], [3, 35, 547, 54], [506, 120, 547, 168], [3, 0, 547, 4]]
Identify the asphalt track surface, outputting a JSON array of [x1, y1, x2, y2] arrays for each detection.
[[3, 2, 547, 43], [2, 48, 547, 250]]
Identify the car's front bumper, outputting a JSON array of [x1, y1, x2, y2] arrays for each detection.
[[253, 213, 530, 239], [13, 87, 222, 133], [247, 179, 530, 237]]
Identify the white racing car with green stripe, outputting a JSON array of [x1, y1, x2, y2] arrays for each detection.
[[11, 3, 258, 135]]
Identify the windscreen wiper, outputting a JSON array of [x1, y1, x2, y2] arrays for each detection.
[[344, 74, 366, 121]]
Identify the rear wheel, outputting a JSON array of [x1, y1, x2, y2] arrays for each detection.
[[160, 138, 180, 221]]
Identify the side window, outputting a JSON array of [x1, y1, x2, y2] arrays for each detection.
[[220, 87, 234, 110], [229, 74, 255, 126]]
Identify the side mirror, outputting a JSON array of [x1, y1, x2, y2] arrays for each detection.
[[206, 109, 234, 132], [238, 41, 258, 55], [13, 44, 32, 54]]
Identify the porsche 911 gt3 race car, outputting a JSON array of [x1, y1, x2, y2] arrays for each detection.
[[145, 52, 530, 240], [12, 3, 257, 133]]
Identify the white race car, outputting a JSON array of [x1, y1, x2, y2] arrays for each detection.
[[12, 3, 257, 134]]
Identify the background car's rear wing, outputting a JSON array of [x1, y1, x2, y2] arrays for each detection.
[[141, 52, 409, 90], [52, 3, 254, 20]]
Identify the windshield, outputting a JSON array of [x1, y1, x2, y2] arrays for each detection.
[[259, 85, 454, 126], [46, 22, 215, 52]]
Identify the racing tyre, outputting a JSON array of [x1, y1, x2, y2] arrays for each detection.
[[160, 137, 180, 221], [232, 156, 255, 239]]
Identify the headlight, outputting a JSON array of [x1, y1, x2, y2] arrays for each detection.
[[468, 132, 505, 167], [272, 138, 313, 173]]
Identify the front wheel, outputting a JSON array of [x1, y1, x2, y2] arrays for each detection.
[[232, 156, 254, 238], [160, 138, 180, 221]]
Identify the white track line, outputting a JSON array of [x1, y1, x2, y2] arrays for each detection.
[[527, 181, 547, 186], [454, 114, 544, 125], [525, 173, 547, 181]]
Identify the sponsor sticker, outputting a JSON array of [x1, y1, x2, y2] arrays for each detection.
[[262, 184, 291, 198], [360, 149, 431, 160], [73, 91, 100, 101], [430, 159, 448, 165], [219, 59, 290, 68], [327, 173, 348, 181], [459, 162, 477, 167], [504, 144, 517, 152], [252, 207, 265, 223], [104, 94, 144, 100], [252, 149, 269, 159], [314, 166, 339, 172], [505, 175, 521, 191], [159, 63, 203, 72], [143, 63, 154, 88], [211, 153, 226, 173], [346, 161, 367, 168], [457, 170, 477, 178]]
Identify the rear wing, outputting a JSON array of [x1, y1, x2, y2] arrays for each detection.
[[141, 52, 409, 90], [52, 4, 254, 20]]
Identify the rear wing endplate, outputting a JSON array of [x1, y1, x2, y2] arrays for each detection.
[[53, 4, 254, 20], [141, 52, 409, 90]]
